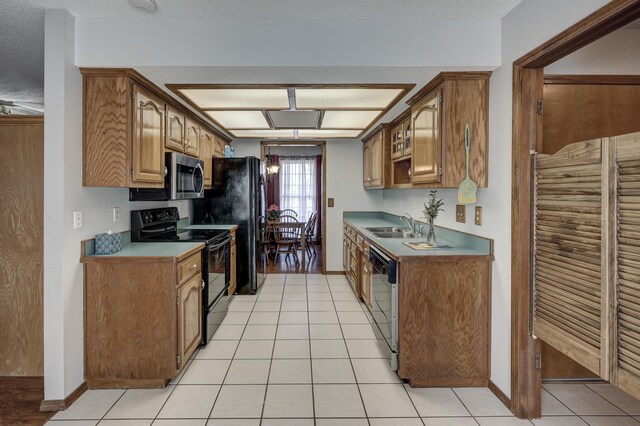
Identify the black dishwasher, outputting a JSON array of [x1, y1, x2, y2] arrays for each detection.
[[369, 247, 398, 370]]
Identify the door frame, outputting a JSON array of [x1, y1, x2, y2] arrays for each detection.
[[259, 140, 327, 274], [511, 0, 640, 418]]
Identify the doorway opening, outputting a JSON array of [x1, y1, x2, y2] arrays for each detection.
[[260, 140, 327, 274], [511, 0, 640, 418]]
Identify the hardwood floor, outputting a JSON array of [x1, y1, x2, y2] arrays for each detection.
[[265, 243, 323, 274], [0, 376, 53, 425]]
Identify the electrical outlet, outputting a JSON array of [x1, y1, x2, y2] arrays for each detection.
[[73, 211, 83, 229], [456, 204, 466, 223], [328, 198, 334, 208], [113, 207, 120, 222], [475, 206, 482, 226]]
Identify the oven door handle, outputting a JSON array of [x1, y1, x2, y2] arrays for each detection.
[[207, 234, 233, 251]]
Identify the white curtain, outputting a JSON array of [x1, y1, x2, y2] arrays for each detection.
[[279, 157, 317, 224]]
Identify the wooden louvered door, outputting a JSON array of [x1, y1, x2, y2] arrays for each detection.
[[614, 132, 640, 400], [533, 139, 611, 378]]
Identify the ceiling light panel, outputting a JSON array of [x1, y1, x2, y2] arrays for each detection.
[[321, 110, 382, 129], [231, 129, 295, 139], [297, 129, 362, 139], [179, 88, 290, 109], [206, 111, 269, 129], [268, 110, 320, 129], [295, 88, 404, 109]]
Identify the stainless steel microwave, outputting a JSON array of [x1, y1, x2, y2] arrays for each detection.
[[129, 152, 205, 201]]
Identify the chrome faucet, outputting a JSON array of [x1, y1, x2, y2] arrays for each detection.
[[401, 213, 416, 233]]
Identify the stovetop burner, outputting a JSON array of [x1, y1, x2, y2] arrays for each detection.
[[131, 207, 231, 245]]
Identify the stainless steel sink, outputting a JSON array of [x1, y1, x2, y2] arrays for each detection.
[[373, 231, 417, 238], [366, 227, 411, 233]]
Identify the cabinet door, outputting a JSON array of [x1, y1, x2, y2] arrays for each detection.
[[177, 274, 202, 370], [132, 85, 165, 186], [360, 251, 372, 311], [362, 142, 371, 187], [411, 89, 442, 184], [213, 136, 225, 158], [200, 130, 214, 188], [343, 233, 350, 273], [166, 107, 185, 152], [184, 118, 200, 157], [370, 133, 383, 187], [229, 243, 237, 296]]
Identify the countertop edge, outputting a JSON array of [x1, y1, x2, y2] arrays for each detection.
[[81, 242, 205, 263]]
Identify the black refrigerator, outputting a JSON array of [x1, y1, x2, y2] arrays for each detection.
[[192, 157, 266, 294]]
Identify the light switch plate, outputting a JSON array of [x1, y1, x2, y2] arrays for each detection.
[[456, 205, 466, 223], [475, 206, 482, 226], [328, 198, 335, 208], [73, 211, 83, 229], [113, 207, 120, 222]]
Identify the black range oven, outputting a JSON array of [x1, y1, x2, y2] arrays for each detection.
[[131, 207, 231, 345]]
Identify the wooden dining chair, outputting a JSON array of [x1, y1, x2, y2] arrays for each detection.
[[304, 211, 318, 259], [271, 218, 302, 265], [280, 209, 298, 218]]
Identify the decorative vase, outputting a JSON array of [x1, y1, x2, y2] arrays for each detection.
[[426, 217, 437, 246]]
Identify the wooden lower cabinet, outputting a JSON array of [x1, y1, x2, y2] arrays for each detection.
[[177, 274, 202, 371], [229, 230, 237, 295], [82, 248, 203, 388], [398, 256, 492, 387]]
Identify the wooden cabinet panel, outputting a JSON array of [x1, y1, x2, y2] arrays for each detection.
[[411, 89, 442, 184], [177, 274, 202, 370], [370, 133, 383, 187], [213, 135, 225, 158], [362, 142, 372, 187], [360, 249, 372, 311], [200, 129, 214, 188], [184, 118, 200, 157], [178, 252, 201, 285], [132, 85, 165, 186], [166, 107, 185, 152]]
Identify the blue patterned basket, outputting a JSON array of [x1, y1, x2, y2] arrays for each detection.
[[95, 232, 122, 255]]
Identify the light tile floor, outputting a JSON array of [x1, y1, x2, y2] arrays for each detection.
[[48, 274, 640, 425]]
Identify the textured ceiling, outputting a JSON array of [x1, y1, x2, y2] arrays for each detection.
[[19, 0, 522, 19], [0, 0, 44, 105]]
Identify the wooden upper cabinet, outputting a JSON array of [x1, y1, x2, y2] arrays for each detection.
[[132, 85, 166, 186], [405, 72, 490, 188], [411, 88, 442, 184], [82, 68, 230, 188], [200, 129, 214, 188], [213, 135, 225, 158], [362, 127, 389, 189], [184, 118, 200, 157], [165, 107, 185, 152], [363, 141, 372, 187], [369, 132, 384, 187]]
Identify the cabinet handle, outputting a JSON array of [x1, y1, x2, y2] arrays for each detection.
[[164, 166, 168, 177], [189, 263, 198, 272], [201, 279, 205, 289], [408, 167, 412, 177]]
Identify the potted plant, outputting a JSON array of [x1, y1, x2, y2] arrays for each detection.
[[423, 190, 445, 246], [267, 204, 282, 221]]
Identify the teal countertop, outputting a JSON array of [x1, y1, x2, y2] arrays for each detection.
[[84, 242, 204, 260], [343, 212, 493, 259]]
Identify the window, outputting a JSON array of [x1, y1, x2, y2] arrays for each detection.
[[279, 157, 317, 223]]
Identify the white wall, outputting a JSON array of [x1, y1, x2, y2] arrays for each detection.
[[43, 10, 189, 400], [75, 17, 501, 68], [545, 28, 640, 74]]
